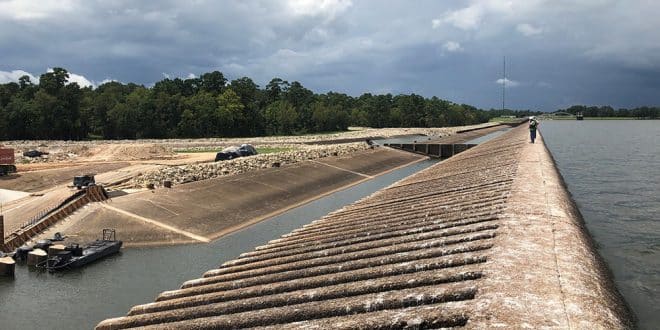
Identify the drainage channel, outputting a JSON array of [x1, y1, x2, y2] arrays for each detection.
[[0, 158, 437, 330]]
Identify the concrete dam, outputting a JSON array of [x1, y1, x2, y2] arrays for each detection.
[[97, 125, 632, 329]]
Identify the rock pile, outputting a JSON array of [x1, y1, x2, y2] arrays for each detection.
[[131, 143, 373, 188]]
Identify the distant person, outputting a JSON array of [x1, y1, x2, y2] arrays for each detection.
[[529, 116, 539, 143]]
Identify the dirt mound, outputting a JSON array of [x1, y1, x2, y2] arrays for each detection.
[[87, 144, 177, 161]]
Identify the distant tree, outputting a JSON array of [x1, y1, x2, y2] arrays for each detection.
[[229, 77, 261, 135], [0, 82, 19, 107], [18, 75, 33, 89], [177, 108, 198, 137], [199, 71, 227, 94], [265, 100, 298, 135], [285, 81, 313, 109], [1, 96, 34, 139], [229, 77, 259, 107], [424, 97, 450, 127], [393, 94, 425, 127], [125, 87, 160, 138], [39, 67, 69, 94], [153, 91, 183, 138], [183, 91, 218, 137], [265, 78, 289, 104], [350, 108, 369, 127], [216, 88, 245, 136]]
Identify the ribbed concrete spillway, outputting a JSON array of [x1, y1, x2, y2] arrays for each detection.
[[97, 126, 632, 329]]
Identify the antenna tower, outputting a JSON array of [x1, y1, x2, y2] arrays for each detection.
[[502, 56, 506, 111]]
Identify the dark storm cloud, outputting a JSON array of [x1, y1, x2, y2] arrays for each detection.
[[1, 0, 659, 111]]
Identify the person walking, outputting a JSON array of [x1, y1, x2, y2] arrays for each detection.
[[529, 116, 539, 143]]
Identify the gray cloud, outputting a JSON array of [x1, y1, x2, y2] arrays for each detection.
[[0, 0, 658, 111]]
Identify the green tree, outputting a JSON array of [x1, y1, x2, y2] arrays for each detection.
[[182, 92, 218, 137], [39, 67, 68, 94], [265, 100, 298, 135], [216, 88, 245, 136], [177, 108, 198, 137], [265, 78, 289, 103], [200, 71, 227, 94], [229, 78, 261, 135]]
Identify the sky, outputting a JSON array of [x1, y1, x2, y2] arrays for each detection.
[[1, 0, 659, 111]]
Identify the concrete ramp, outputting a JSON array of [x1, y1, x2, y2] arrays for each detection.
[[1, 185, 109, 252]]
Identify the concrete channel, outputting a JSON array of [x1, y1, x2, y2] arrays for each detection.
[[97, 125, 632, 329]]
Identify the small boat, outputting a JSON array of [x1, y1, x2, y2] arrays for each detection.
[[37, 229, 122, 272]]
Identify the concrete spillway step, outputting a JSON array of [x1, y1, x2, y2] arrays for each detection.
[[120, 270, 481, 327], [248, 210, 502, 256], [293, 184, 510, 227], [282, 193, 508, 239], [185, 232, 496, 292], [131, 285, 475, 329], [253, 302, 470, 329], [231, 217, 499, 266], [217, 222, 497, 273], [130, 256, 487, 316]]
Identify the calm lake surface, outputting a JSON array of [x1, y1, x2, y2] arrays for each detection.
[[541, 120, 660, 329], [0, 157, 437, 330]]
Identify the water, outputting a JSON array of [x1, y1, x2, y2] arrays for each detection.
[[464, 127, 511, 144], [0, 159, 436, 330], [541, 120, 660, 329], [372, 134, 426, 144]]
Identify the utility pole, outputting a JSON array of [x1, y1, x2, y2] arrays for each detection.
[[502, 56, 506, 111]]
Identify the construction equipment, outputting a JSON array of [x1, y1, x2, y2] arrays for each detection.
[[0, 146, 17, 176], [73, 174, 95, 189]]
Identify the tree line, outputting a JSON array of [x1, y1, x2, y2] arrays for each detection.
[[0, 68, 496, 140], [561, 105, 659, 119], [1, 68, 655, 141]]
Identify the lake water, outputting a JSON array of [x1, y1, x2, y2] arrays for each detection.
[[541, 120, 660, 329]]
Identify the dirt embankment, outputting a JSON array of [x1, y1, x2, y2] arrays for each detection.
[[2, 123, 498, 165]]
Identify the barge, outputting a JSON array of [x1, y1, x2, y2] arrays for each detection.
[[36, 229, 122, 272]]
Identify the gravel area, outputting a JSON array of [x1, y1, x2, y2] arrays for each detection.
[[131, 143, 372, 188]]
